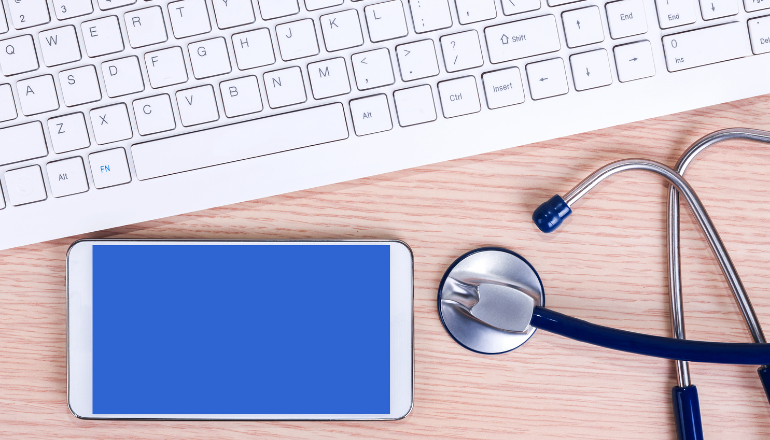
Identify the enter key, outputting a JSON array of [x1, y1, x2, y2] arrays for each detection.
[[662, 22, 751, 72]]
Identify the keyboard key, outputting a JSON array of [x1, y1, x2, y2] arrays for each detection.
[[89, 147, 131, 188], [232, 29, 275, 69], [321, 9, 364, 52], [8, 0, 50, 30], [125, 6, 168, 48], [47, 157, 88, 197], [0, 121, 48, 166], [482, 67, 525, 109], [133, 94, 176, 135], [350, 94, 392, 136], [393, 84, 436, 127], [212, 0, 255, 29], [17, 75, 59, 115], [562, 6, 604, 48], [5, 165, 46, 205], [257, 0, 299, 19], [90, 103, 133, 144], [131, 103, 348, 180], [220, 76, 263, 117], [39, 26, 82, 67], [501, 0, 540, 15], [440, 30, 483, 72], [189, 37, 232, 78], [485, 15, 560, 64], [98, 0, 136, 11], [59, 65, 102, 106], [168, 0, 211, 38], [364, 1, 408, 42], [526, 58, 568, 100], [263, 66, 306, 108], [605, 0, 647, 39], [749, 16, 770, 54], [548, 0, 581, 5], [438, 76, 480, 118], [102, 56, 145, 97], [745, 0, 770, 11], [410, 0, 452, 33], [176, 85, 219, 126], [145, 46, 188, 88], [53, 0, 93, 20], [0, 35, 39, 76], [0, 3, 7, 34], [662, 22, 751, 72], [455, 0, 497, 24], [570, 49, 612, 91], [276, 19, 319, 61], [305, 0, 343, 10], [655, 0, 697, 29], [0, 188, 4, 209], [700, 0, 738, 18], [48, 112, 90, 153], [351, 48, 395, 90], [396, 40, 439, 81], [308, 57, 351, 99], [613, 40, 655, 81], [0, 84, 17, 122], [82, 16, 125, 57]]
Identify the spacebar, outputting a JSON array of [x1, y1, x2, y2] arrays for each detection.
[[131, 103, 349, 180]]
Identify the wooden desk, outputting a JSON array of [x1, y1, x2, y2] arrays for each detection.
[[3, 95, 770, 439]]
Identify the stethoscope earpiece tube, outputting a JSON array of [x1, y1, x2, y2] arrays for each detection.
[[672, 386, 704, 440]]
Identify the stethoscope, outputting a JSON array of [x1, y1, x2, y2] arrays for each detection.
[[437, 129, 770, 440]]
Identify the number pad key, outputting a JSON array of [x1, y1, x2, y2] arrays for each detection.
[[440, 30, 484, 73]]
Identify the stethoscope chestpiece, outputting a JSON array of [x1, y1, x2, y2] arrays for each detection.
[[437, 247, 545, 355]]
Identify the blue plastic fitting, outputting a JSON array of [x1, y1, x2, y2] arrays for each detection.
[[672, 386, 703, 440], [532, 195, 572, 233], [757, 366, 770, 406]]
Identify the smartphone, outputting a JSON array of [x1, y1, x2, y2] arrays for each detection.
[[67, 240, 413, 420]]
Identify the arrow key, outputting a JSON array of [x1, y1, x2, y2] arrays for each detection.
[[569, 49, 612, 91], [699, 0, 738, 20], [561, 6, 604, 48], [526, 57, 568, 100], [614, 40, 655, 82], [396, 39, 439, 81]]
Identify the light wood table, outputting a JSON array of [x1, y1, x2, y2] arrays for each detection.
[[3, 95, 770, 439]]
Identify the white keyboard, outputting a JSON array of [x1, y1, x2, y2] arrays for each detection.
[[1, 0, 769, 250]]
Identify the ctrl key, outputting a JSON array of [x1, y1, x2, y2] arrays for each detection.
[[89, 148, 132, 189], [5, 165, 47, 206]]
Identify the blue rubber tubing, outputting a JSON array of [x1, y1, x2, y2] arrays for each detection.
[[672, 386, 704, 440]]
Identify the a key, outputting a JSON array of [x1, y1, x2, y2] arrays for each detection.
[[605, 0, 647, 39], [526, 58, 568, 100], [276, 19, 319, 61], [232, 29, 275, 69], [39, 26, 82, 67], [749, 16, 770, 54], [569, 49, 612, 91], [59, 65, 102, 106], [320, 9, 364, 52], [350, 94, 392, 136], [220, 76, 263, 117], [562, 7, 604, 48], [189, 37, 232, 78], [614, 40, 655, 81], [5, 165, 47, 205], [438, 76, 480, 118], [102, 56, 145, 97], [308, 57, 351, 99], [257, 0, 300, 20], [0, 3, 9, 33], [351, 48, 395, 90], [124, 6, 168, 48], [212, 0, 255, 29], [0, 84, 16, 122], [485, 15, 561, 64], [53, 0, 93, 20], [145, 46, 188, 88], [699, 0, 738, 19], [98, 0, 136, 11], [440, 30, 484, 73], [482, 67, 525, 109], [89, 148, 131, 188], [745, 0, 770, 11], [409, 0, 452, 33], [305, 0, 343, 10], [393, 84, 436, 127], [17, 75, 59, 115], [662, 22, 750, 72], [168, 0, 212, 38], [47, 157, 89, 197], [90, 103, 133, 144], [396, 39, 439, 81], [47, 112, 91, 153], [82, 16, 125, 57], [455, 0, 497, 24], [501, 0, 540, 16], [133, 94, 176, 135], [8, 0, 50, 30], [655, 0, 697, 29], [0, 35, 39, 76], [263, 66, 307, 108], [364, 1, 408, 43], [176, 85, 220, 126], [0, 121, 48, 166]]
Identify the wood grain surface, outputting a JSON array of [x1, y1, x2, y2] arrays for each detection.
[[3, 95, 770, 439]]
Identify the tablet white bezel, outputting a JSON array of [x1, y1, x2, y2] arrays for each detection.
[[67, 240, 413, 420]]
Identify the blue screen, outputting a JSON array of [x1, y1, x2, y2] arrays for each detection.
[[92, 244, 390, 415]]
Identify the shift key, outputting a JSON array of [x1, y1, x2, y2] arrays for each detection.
[[0, 122, 48, 166], [484, 15, 561, 64], [662, 22, 751, 72]]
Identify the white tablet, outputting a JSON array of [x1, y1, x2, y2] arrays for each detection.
[[67, 240, 413, 420]]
